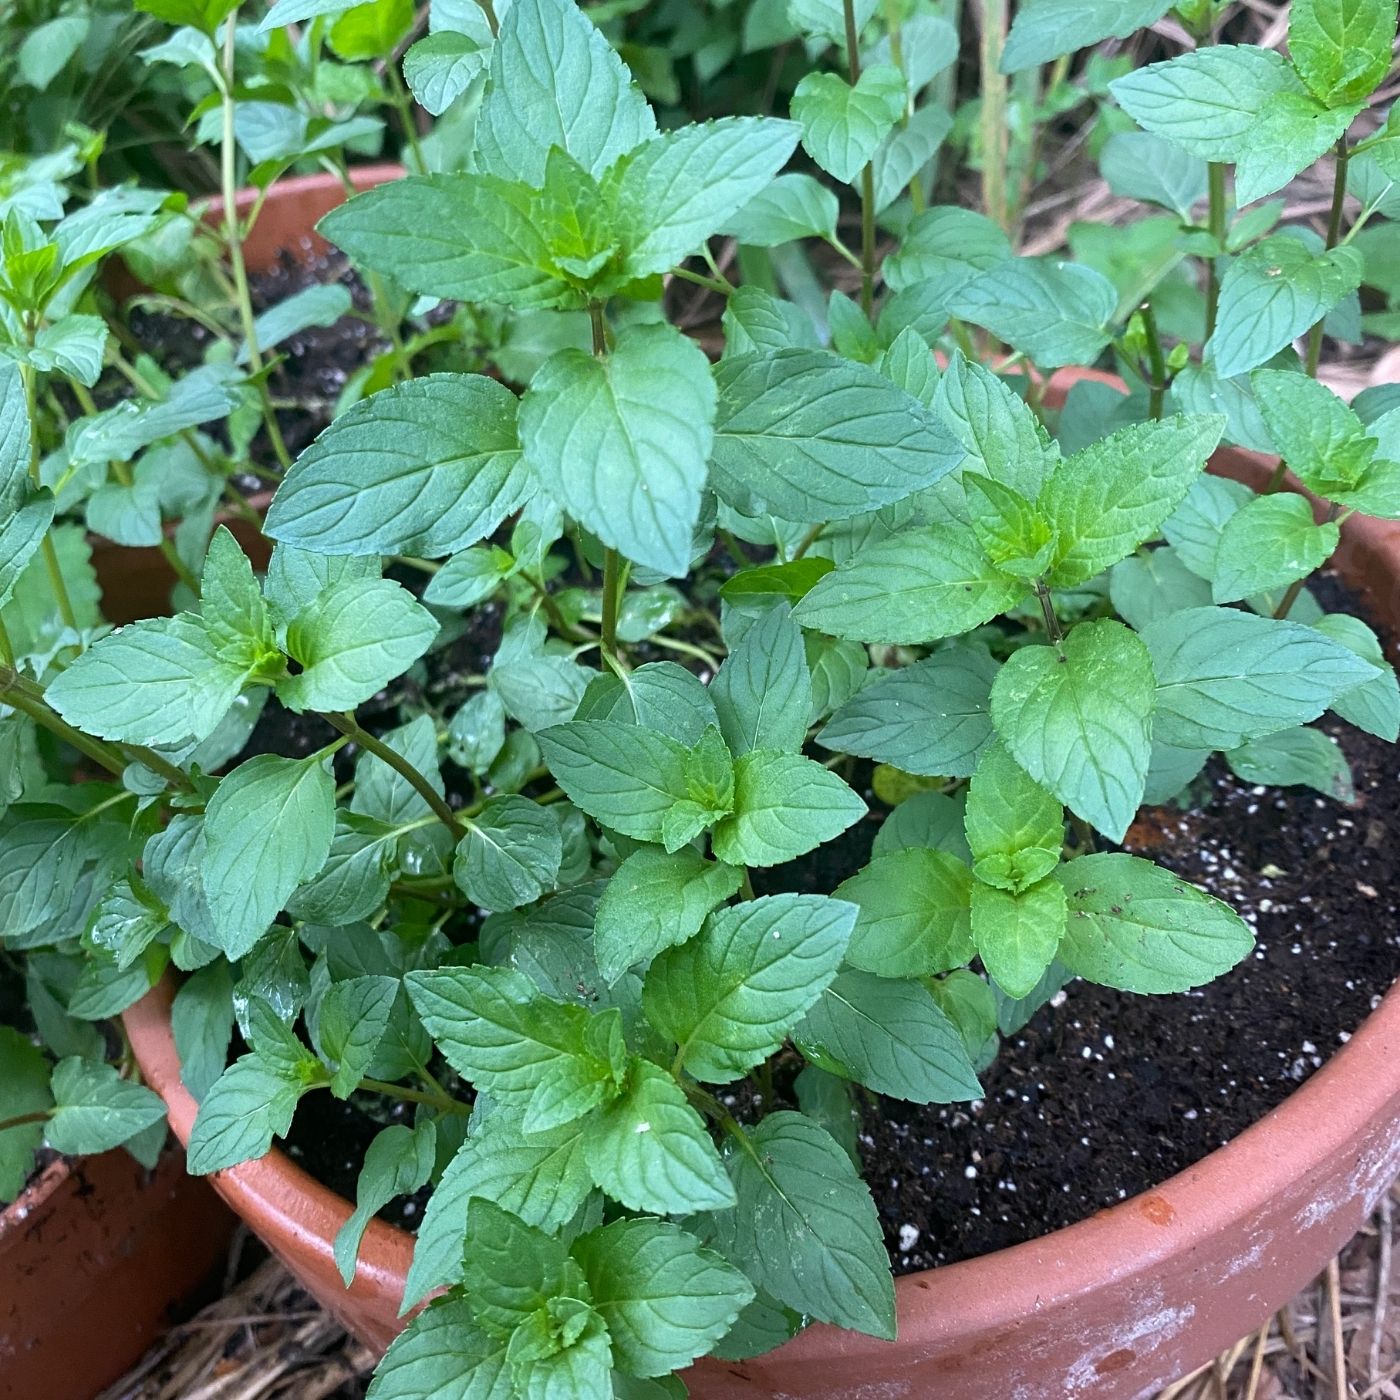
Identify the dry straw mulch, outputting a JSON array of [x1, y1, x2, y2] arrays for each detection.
[[99, 1182, 1400, 1400]]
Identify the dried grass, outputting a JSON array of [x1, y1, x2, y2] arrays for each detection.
[[1155, 1183, 1400, 1400]]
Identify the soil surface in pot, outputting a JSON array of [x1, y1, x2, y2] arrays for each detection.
[[255, 569, 1400, 1276], [125, 250, 386, 462]]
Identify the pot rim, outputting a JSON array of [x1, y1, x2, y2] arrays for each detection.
[[119, 300, 1400, 1361], [0, 1154, 77, 1241]]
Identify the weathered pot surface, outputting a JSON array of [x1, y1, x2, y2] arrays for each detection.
[[124, 409, 1400, 1398], [0, 1149, 233, 1400]]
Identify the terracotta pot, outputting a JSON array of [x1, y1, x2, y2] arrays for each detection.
[[92, 165, 404, 623], [123, 370, 1400, 1396], [0, 1149, 234, 1400]]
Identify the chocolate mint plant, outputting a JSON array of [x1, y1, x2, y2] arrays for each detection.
[[1, 0, 1399, 1393]]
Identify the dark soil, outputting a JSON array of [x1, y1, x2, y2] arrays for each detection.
[[861, 576, 1400, 1273], [124, 248, 387, 466]]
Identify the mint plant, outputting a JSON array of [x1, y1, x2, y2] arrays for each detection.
[[2, 0, 1400, 1393]]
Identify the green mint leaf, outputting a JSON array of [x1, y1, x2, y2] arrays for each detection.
[[402, 31, 487, 116], [43, 1057, 164, 1155], [964, 741, 1064, 882], [966, 477, 1059, 578], [1039, 415, 1224, 586], [320, 975, 398, 1099], [519, 322, 715, 577], [279, 579, 437, 712], [199, 527, 274, 660], [710, 349, 965, 523], [68, 364, 240, 470], [366, 1299, 510, 1400], [1002, 0, 1171, 71], [1211, 494, 1340, 604], [0, 1027, 50, 1200], [572, 1217, 753, 1377], [876, 326, 941, 405], [790, 65, 905, 184], [818, 643, 998, 778], [473, 0, 655, 187], [713, 1111, 895, 1339], [947, 258, 1118, 369], [934, 350, 1059, 500], [1161, 474, 1254, 581], [507, 1297, 613, 1400], [12, 312, 107, 386], [1233, 93, 1360, 207], [404, 1111, 592, 1308], [991, 619, 1156, 842], [582, 1058, 736, 1212], [1289, 0, 1397, 106], [1100, 131, 1207, 220], [266, 373, 530, 556], [711, 604, 811, 756], [722, 285, 823, 355], [186, 1052, 303, 1174], [711, 750, 865, 867], [46, 615, 251, 747], [594, 848, 743, 985], [643, 893, 856, 1082], [244, 284, 352, 364], [872, 788, 971, 860], [574, 661, 718, 745], [1227, 725, 1355, 801], [607, 117, 801, 278], [456, 796, 563, 914], [1207, 237, 1363, 379], [537, 720, 691, 842], [787, 0, 877, 44], [683, 724, 736, 816], [287, 814, 397, 925], [883, 206, 1012, 296], [836, 847, 974, 977], [405, 964, 600, 1102], [523, 1010, 627, 1133], [321, 173, 570, 307], [86, 877, 170, 971], [1109, 546, 1215, 632], [723, 173, 839, 246], [794, 524, 1029, 644], [1314, 613, 1400, 740], [0, 490, 54, 610], [970, 875, 1067, 999], [202, 753, 336, 960], [461, 1198, 575, 1336], [352, 715, 446, 826], [170, 963, 233, 1102], [264, 544, 381, 623], [794, 969, 982, 1103], [1056, 852, 1253, 992], [334, 1121, 436, 1287], [1142, 605, 1378, 750], [1251, 368, 1376, 494], [1109, 45, 1296, 161], [422, 545, 518, 609], [871, 105, 953, 213]]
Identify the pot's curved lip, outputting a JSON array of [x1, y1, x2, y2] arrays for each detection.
[[0, 1156, 76, 1241]]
